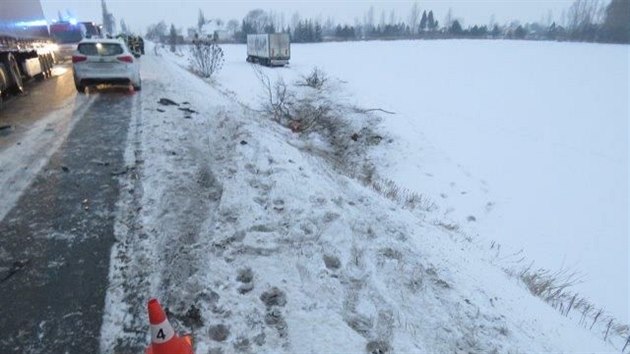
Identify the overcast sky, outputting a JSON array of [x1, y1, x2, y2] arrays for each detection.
[[40, 0, 576, 34]]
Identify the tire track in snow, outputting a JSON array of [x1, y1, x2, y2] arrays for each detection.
[[100, 53, 223, 353]]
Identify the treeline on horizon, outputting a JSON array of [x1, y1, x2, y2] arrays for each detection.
[[142, 0, 629, 45]]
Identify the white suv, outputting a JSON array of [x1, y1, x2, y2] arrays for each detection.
[[72, 38, 141, 93]]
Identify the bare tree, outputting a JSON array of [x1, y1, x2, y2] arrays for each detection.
[[197, 9, 206, 34], [365, 6, 375, 31], [101, 0, 115, 35], [545, 9, 554, 27], [146, 21, 167, 41], [409, 3, 420, 34], [389, 10, 396, 25], [488, 14, 496, 28], [291, 12, 301, 31], [169, 24, 178, 52], [226, 19, 239, 33], [279, 12, 286, 32], [444, 8, 453, 28], [566, 0, 604, 40], [119, 18, 129, 35], [243, 9, 271, 34]]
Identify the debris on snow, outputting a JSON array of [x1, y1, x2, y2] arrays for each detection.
[[0, 125, 12, 136], [91, 159, 110, 166], [323, 254, 341, 270], [158, 98, 179, 106], [0, 259, 31, 283], [183, 304, 203, 329], [110, 167, 129, 176], [208, 324, 230, 342], [260, 287, 287, 308], [178, 107, 197, 114]]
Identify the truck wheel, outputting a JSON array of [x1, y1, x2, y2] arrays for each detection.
[[0, 63, 6, 109], [46, 54, 54, 76], [39, 54, 51, 78], [0, 53, 24, 94], [132, 77, 142, 91], [38, 55, 47, 79], [75, 84, 85, 93], [35, 55, 47, 80], [0, 63, 8, 93]]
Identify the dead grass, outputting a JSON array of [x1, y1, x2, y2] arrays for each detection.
[[501, 255, 630, 351], [366, 177, 438, 212]]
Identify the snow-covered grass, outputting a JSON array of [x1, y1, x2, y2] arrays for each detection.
[[203, 40, 628, 325], [99, 42, 626, 352]]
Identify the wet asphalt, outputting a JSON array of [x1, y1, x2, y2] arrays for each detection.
[[0, 66, 76, 144], [0, 72, 137, 353]]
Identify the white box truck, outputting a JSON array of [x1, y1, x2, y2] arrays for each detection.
[[246, 33, 290, 67]]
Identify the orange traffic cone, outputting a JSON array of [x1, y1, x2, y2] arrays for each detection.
[[145, 298, 193, 354]]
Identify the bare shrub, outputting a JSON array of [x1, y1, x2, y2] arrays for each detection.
[[252, 66, 293, 125], [297, 67, 328, 90], [189, 40, 224, 79], [253, 64, 337, 135], [252, 66, 445, 218]]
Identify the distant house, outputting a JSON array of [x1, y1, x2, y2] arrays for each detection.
[[200, 21, 235, 42]]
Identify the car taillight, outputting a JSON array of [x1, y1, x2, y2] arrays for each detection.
[[117, 55, 134, 63], [72, 55, 87, 63]]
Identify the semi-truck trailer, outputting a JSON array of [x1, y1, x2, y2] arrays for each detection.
[[0, 0, 57, 107], [246, 33, 290, 67]]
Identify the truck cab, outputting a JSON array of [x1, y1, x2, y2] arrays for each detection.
[[50, 21, 87, 60]]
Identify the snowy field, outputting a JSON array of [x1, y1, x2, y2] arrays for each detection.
[[98, 39, 626, 352], [203, 40, 629, 323]]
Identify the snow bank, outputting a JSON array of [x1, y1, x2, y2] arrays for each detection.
[[208, 40, 628, 324]]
